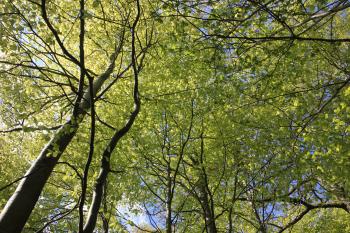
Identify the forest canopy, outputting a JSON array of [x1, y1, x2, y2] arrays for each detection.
[[0, 0, 349, 232]]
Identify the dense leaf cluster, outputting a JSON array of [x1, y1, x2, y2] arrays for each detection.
[[0, 0, 349, 232]]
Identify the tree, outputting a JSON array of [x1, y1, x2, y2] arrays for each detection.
[[0, 0, 151, 232], [1, 0, 350, 232]]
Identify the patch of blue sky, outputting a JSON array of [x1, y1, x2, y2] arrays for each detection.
[[116, 202, 166, 231], [17, 20, 56, 68], [116, 203, 149, 230]]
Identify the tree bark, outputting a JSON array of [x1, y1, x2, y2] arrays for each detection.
[[166, 161, 173, 233], [198, 133, 217, 233], [166, 201, 172, 233], [0, 122, 77, 233], [83, 77, 141, 233], [198, 178, 217, 233], [228, 207, 233, 233], [82, 157, 109, 233], [83, 2, 141, 231], [0, 53, 119, 233]]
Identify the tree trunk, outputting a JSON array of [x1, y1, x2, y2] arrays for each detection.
[[166, 161, 172, 233], [228, 207, 233, 233], [83, 101, 140, 232], [166, 201, 172, 233], [82, 159, 109, 233], [0, 121, 78, 233], [197, 134, 217, 233], [0, 54, 119, 233], [83, 88, 140, 232], [82, 1, 141, 231], [199, 182, 217, 233]]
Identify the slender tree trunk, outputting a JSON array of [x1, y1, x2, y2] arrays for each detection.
[[83, 2, 141, 230], [199, 180, 217, 233], [166, 161, 173, 233], [198, 133, 217, 233], [228, 207, 233, 233], [0, 53, 119, 233], [82, 157, 109, 233], [166, 201, 172, 233], [189, 141, 217, 233], [101, 212, 109, 233], [83, 88, 141, 233]]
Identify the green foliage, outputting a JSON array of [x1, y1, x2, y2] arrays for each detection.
[[0, 0, 349, 232]]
